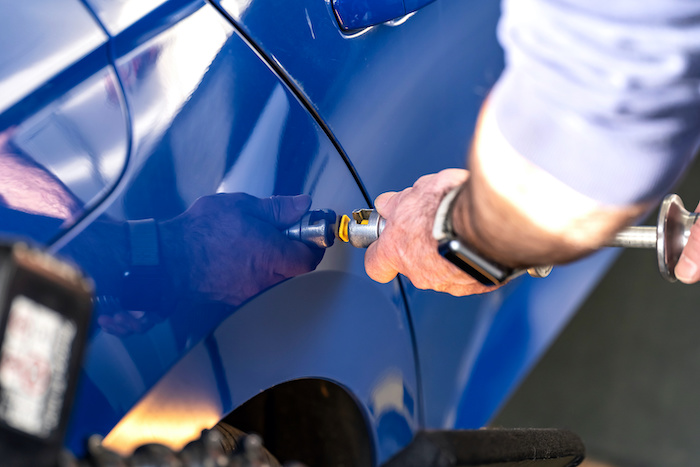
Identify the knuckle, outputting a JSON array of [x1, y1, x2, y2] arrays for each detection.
[[413, 173, 435, 188]]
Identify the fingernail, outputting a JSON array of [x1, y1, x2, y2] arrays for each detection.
[[292, 194, 311, 212], [675, 255, 697, 283]]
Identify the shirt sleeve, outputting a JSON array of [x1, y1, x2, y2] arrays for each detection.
[[490, 0, 700, 205]]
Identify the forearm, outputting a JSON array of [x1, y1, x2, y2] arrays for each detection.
[[364, 0, 700, 293], [450, 103, 647, 268], [448, 0, 700, 269]]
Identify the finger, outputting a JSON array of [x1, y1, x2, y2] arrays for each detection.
[[97, 315, 129, 336], [374, 191, 397, 215], [271, 236, 325, 278], [438, 168, 470, 185], [0, 127, 15, 149], [253, 194, 312, 228], [375, 189, 408, 218], [675, 218, 700, 284], [365, 240, 399, 283]]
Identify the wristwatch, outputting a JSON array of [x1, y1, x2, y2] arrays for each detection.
[[432, 187, 551, 286], [122, 219, 166, 312]]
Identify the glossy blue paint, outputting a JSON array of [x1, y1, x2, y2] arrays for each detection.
[[0, 0, 621, 464], [81, 0, 170, 35], [404, 250, 620, 429], [404, 0, 437, 13], [0, 0, 128, 244], [216, 0, 616, 433], [0, 1, 105, 114], [332, 0, 405, 30], [332, 0, 438, 30], [453, 250, 621, 428], [35, 2, 418, 460], [214, 0, 503, 196]]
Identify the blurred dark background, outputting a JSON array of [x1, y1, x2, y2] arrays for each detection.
[[493, 155, 700, 467]]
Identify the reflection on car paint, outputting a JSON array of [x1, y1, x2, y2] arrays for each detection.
[[82, 0, 170, 35], [0, 66, 128, 243], [0, 1, 106, 113], [0, 0, 623, 464], [57, 3, 417, 462]]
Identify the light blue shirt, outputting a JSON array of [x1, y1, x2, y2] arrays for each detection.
[[491, 0, 700, 205]]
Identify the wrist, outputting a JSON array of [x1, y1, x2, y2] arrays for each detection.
[[450, 176, 586, 268], [453, 102, 648, 267], [433, 183, 547, 285]]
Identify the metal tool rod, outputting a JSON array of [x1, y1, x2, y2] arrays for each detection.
[[608, 226, 656, 249]]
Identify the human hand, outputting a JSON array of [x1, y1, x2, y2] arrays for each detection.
[[97, 308, 164, 336], [673, 201, 700, 284], [160, 193, 324, 306], [365, 169, 497, 296]]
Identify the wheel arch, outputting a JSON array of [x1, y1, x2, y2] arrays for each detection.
[[100, 270, 419, 465]]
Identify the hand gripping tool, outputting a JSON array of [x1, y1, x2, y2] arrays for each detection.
[[285, 193, 699, 282], [607, 193, 699, 282]]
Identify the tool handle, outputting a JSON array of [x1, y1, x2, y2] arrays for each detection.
[[605, 194, 699, 282], [608, 226, 656, 249]]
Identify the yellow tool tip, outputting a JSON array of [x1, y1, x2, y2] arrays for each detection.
[[338, 214, 350, 243]]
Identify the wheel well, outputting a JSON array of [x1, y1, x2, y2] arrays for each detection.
[[221, 379, 373, 467]]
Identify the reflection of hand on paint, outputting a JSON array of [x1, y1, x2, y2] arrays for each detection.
[[160, 192, 324, 305], [0, 128, 80, 219], [98, 193, 323, 336]]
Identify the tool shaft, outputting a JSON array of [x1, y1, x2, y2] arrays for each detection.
[[609, 226, 656, 249]]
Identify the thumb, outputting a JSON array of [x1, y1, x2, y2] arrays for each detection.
[[374, 191, 399, 218], [675, 215, 700, 284], [365, 240, 399, 283], [254, 194, 312, 228]]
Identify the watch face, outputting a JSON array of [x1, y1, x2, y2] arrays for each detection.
[[438, 239, 512, 286]]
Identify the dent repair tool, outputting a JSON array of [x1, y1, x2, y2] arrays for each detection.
[[284, 208, 386, 250], [286, 193, 698, 282], [284, 209, 338, 249], [607, 193, 699, 282]]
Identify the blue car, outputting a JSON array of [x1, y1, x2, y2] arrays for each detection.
[[0, 0, 616, 464]]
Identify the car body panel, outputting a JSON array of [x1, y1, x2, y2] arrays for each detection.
[[100, 271, 418, 464], [47, 3, 417, 462], [81, 0, 171, 35], [0, 2, 106, 113], [0, 0, 128, 244], [405, 251, 619, 429], [212, 0, 504, 197], [0, 0, 619, 465], [212, 0, 618, 432]]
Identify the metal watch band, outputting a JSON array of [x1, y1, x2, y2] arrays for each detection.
[[432, 186, 523, 285], [432, 186, 462, 243], [123, 219, 166, 313], [127, 219, 159, 267], [432, 187, 552, 284]]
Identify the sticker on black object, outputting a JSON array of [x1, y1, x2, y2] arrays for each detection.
[[0, 295, 76, 438]]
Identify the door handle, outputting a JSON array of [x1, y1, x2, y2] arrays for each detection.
[[332, 0, 437, 30]]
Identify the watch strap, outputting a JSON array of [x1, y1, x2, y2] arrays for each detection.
[[127, 219, 159, 267], [432, 186, 462, 242], [123, 219, 165, 313], [432, 186, 519, 285]]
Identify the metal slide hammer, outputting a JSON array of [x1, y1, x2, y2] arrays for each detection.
[[286, 194, 699, 283]]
